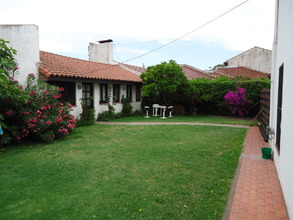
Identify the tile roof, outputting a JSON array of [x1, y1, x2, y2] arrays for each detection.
[[180, 64, 216, 80], [39, 51, 142, 83], [214, 66, 269, 79], [118, 63, 146, 75]]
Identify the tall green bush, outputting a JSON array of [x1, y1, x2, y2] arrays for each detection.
[[190, 77, 270, 116]]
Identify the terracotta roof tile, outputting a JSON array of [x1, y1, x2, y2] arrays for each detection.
[[215, 66, 269, 79], [118, 63, 146, 75], [181, 64, 216, 80], [39, 51, 142, 83]]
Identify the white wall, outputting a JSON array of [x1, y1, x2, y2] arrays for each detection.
[[227, 47, 272, 73], [0, 24, 40, 87], [71, 82, 83, 118], [270, 0, 293, 218], [88, 42, 114, 64], [71, 83, 141, 119]]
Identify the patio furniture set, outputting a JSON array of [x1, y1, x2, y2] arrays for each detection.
[[144, 104, 174, 119]]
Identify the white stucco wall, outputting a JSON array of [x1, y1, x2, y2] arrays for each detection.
[[270, 0, 293, 218], [71, 83, 141, 119], [88, 42, 114, 64], [71, 82, 83, 118], [0, 24, 40, 87], [227, 47, 272, 73]]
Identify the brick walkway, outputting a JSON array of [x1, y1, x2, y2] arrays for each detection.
[[223, 127, 289, 220]]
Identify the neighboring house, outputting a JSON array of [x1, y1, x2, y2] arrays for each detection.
[[269, 0, 293, 218], [118, 63, 146, 76], [179, 64, 269, 80], [211, 66, 269, 79], [0, 24, 142, 118], [224, 46, 272, 74], [180, 64, 216, 80]]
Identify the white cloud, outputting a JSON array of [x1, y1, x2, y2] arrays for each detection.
[[0, 0, 275, 58]]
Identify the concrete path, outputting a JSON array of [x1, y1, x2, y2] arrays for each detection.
[[96, 121, 249, 128]]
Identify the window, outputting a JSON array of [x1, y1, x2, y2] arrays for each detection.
[[136, 85, 141, 101], [100, 84, 108, 103], [126, 85, 132, 101], [113, 84, 120, 102], [276, 64, 284, 152], [48, 81, 76, 105], [82, 83, 93, 108]]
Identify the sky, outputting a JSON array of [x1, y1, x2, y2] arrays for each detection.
[[0, 0, 275, 70]]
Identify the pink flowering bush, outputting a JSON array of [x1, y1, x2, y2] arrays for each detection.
[[0, 73, 76, 145], [224, 87, 251, 116]]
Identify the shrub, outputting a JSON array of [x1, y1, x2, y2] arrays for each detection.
[[97, 103, 115, 122], [0, 74, 76, 145], [190, 77, 270, 116], [121, 96, 132, 117], [22, 74, 76, 142], [76, 103, 95, 126], [224, 87, 251, 116]]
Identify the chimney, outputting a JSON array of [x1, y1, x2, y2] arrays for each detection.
[[88, 39, 114, 64]]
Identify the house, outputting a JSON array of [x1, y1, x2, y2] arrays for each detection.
[[269, 0, 293, 218], [211, 66, 269, 79], [224, 46, 272, 74], [0, 24, 142, 118], [180, 64, 269, 80], [180, 64, 216, 80], [39, 51, 142, 118]]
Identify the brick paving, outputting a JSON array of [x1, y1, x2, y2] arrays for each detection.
[[223, 127, 289, 220]]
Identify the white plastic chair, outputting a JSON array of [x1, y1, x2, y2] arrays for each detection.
[[168, 106, 174, 117], [144, 106, 150, 118], [160, 106, 167, 119], [152, 104, 160, 117]]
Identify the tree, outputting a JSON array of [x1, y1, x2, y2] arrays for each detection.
[[140, 60, 188, 106], [209, 64, 225, 70]]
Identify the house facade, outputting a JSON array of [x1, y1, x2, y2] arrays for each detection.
[[270, 0, 293, 218], [0, 24, 142, 119], [39, 51, 142, 118], [224, 46, 272, 74]]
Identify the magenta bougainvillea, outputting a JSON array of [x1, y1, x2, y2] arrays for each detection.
[[224, 87, 251, 116]]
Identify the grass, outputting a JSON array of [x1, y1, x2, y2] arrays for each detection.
[[0, 124, 247, 219], [112, 115, 255, 126]]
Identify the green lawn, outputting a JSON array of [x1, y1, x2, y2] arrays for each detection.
[[0, 124, 247, 219], [112, 115, 254, 126]]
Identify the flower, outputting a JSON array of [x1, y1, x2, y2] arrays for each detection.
[[46, 121, 52, 125], [67, 123, 75, 129], [28, 73, 35, 77], [55, 117, 63, 123], [41, 106, 47, 110], [52, 94, 61, 99], [5, 110, 14, 116], [30, 91, 37, 96]]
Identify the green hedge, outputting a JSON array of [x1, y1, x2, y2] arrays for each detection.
[[190, 77, 270, 116]]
